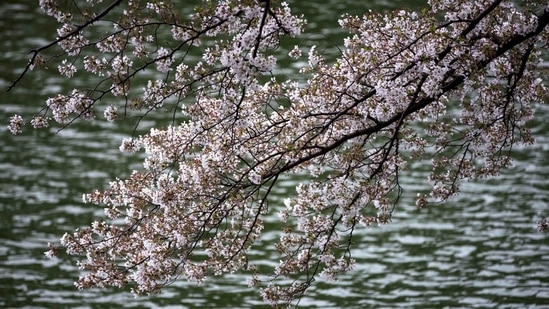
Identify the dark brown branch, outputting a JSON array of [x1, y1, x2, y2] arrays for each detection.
[[253, 0, 271, 58], [461, 0, 504, 37]]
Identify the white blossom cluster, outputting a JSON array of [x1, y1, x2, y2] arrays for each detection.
[[9, 0, 549, 307]]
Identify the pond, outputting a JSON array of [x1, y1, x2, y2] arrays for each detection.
[[1, 1, 548, 308]]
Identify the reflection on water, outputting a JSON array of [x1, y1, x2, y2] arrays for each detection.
[[1, 0, 549, 308]]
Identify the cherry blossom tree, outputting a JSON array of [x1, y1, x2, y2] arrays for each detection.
[[7, 0, 549, 307]]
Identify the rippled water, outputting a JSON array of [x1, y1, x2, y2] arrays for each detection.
[[1, 1, 549, 308]]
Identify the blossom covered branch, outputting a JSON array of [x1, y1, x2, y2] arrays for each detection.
[[7, 0, 549, 307]]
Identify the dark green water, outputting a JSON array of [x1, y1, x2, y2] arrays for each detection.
[[1, 1, 549, 308]]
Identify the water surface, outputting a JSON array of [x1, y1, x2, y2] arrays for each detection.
[[1, 1, 548, 308]]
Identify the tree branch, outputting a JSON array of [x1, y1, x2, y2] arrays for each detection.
[[7, 0, 124, 92]]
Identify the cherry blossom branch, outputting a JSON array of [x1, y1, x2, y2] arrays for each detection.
[[7, 0, 124, 92]]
